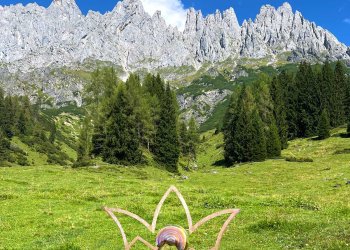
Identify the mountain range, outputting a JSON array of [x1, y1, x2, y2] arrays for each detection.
[[1, 0, 350, 126], [1, 0, 349, 73]]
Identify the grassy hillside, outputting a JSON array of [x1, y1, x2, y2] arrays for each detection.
[[1, 128, 350, 249], [4, 109, 81, 167]]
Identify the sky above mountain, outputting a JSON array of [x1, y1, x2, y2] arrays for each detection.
[[2, 0, 350, 45]]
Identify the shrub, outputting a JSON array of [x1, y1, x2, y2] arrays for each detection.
[[17, 155, 30, 166], [285, 156, 313, 163]]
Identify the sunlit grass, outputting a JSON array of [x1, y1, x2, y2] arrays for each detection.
[[1, 128, 350, 249]]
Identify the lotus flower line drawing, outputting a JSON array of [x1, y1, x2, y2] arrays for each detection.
[[104, 185, 240, 250]]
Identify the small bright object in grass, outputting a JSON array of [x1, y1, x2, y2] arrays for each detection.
[[156, 225, 188, 250]]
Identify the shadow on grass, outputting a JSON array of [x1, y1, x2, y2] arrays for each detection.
[[333, 148, 350, 155]]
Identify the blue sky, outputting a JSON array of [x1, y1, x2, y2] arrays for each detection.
[[2, 0, 350, 45]]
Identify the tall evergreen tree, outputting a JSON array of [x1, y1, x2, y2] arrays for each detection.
[[346, 76, 350, 134], [270, 76, 288, 148], [252, 75, 281, 158], [318, 109, 331, 140], [86, 68, 119, 156], [251, 110, 267, 161], [76, 117, 93, 166], [295, 62, 320, 137], [154, 84, 180, 172], [17, 112, 27, 135], [332, 61, 347, 126], [179, 121, 189, 156], [281, 71, 299, 139], [266, 120, 281, 158], [224, 86, 266, 164], [3, 96, 16, 138], [91, 123, 105, 157], [188, 117, 199, 160], [49, 123, 57, 144], [320, 61, 334, 118], [252, 74, 274, 125], [0, 87, 5, 132], [126, 74, 154, 149], [102, 84, 142, 165], [223, 86, 242, 132], [0, 131, 10, 163]]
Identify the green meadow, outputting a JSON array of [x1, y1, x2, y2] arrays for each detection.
[[1, 128, 350, 249]]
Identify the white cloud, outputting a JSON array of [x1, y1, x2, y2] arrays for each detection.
[[344, 18, 350, 24], [140, 0, 188, 31]]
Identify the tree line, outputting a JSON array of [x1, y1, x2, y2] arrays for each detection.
[[78, 68, 199, 172], [0, 87, 37, 163], [224, 61, 350, 165], [0, 86, 74, 166]]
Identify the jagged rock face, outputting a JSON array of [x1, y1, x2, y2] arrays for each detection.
[[0, 0, 349, 73], [183, 7, 241, 63], [240, 3, 348, 59]]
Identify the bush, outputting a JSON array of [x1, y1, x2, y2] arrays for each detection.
[[47, 154, 67, 166], [72, 157, 92, 168], [17, 155, 30, 166], [285, 156, 313, 163]]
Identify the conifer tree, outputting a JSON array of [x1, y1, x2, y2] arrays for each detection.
[[3, 96, 16, 138], [281, 71, 299, 139], [224, 86, 266, 164], [266, 121, 281, 158], [143, 73, 164, 151], [49, 124, 56, 143], [252, 74, 274, 126], [154, 84, 180, 172], [318, 109, 331, 140], [126, 74, 154, 149], [333, 61, 347, 125], [179, 121, 189, 156], [87, 68, 119, 156], [270, 76, 288, 148], [91, 123, 105, 157], [17, 112, 27, 135], [0, 87, 5, 132], [251, 110, 267, 161], [188, 117, 199, 160], [346, 76, 350, 134], [0, 88, 10, 163], [102, 84, 142, 165], [320, 61, 334, 117], [0, 131, 10, 163], [76, 117, 93, 166], [295, 62, 320, 137]]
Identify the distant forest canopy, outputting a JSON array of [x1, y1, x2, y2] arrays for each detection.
[[223, 61, 350, 165], [1, 61, 349, 169], [0, 70, 200, 172]]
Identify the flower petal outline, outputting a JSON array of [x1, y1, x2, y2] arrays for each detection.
[[104, 185, 240, 249]]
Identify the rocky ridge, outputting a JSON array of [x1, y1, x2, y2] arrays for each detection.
[[0, 0, 349, 73]]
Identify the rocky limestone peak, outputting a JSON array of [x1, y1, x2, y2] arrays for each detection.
[[222, 7, 241, 35], [279, 2, 293, 12], [0, 0, 348, 74], [258, 4, 276, 16], [184, 8, 203, 33], [48, 0, 82, 17], [114, 0, 145, 15], [50, 0, 79, 9], [152, 10, 162, 19], [215, 9, 222, 21]]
